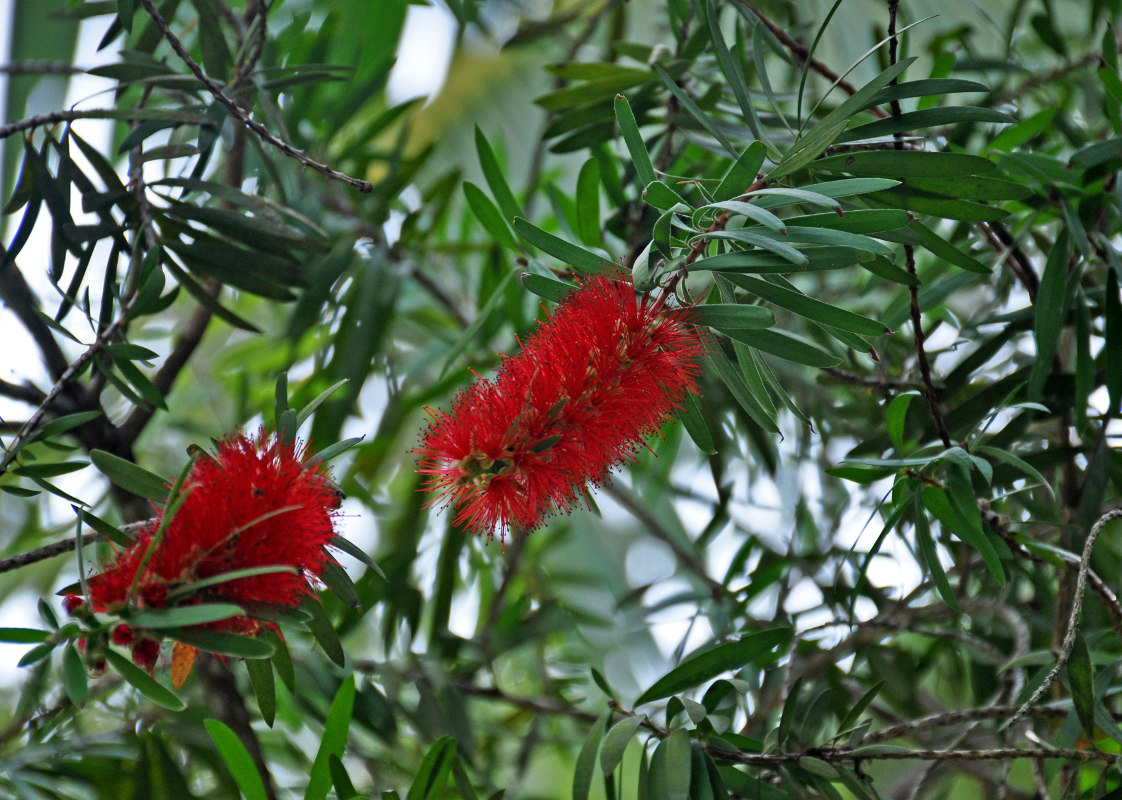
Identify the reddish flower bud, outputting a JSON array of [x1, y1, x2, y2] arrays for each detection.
[[131, 639, 160, 672], [111, 624, 136, 646], [62, 594, 85, 616], [88, 658, 107, 677], [75, 637, 87, 654], [416, 275, 703, 541]]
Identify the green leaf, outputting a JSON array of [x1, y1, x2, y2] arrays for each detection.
[[653, 64, 737, 158], [1028, 233, 1072, 399], [329, 754, 359, 800], [521, 272, 578, 303], [886, 392, 919, 451], [836, 106, 1014, 145], [614, 95, 656, 187], [573, 712, 611, 800], [913, 498, 960, 612], [89, 450, 168, 504], [747, 187, 840, 210], [920, 485, 1005, 586], [75, 508, 133, 547], [643, 180, 691, 211], [636, 629, 789, 705], [302, 595, 345, 667], [245, 657, 276, 727], [707, 6, 767, 144], [165, 566, 298, 602], [330, 535, 386, 581], [714, 142, 766, 201], [768, 120, 848, 182], [321, 559, 362, 609], [17, 641, 56, 667], [798, 58, 916, 152], [677, 392, 716, 455], [128, 603, 245, 630], [439, 267, 518, 375], [699, 201, 785, 233], [306, 437, 364, 467], [689, 246, 861, 274], [104, 649, 185, 710], [908, 221, 990, 274], [513, 218, 613, 273], [812, 150, 996, 178], [835, 680, 885, 737], [1068, 631, 1096, 740], [61, 643, 89, 706], [722, 274, 886, 336], [706, 230, 807, 268], [722, 328, 840, 368], [12, 461, 88, 479], [405, 736, 457, 800], [0, 628, 50, 644], [474, 127, 521, 222], [464, 182, 517, 249], [305, 675, 357, 800], [167, 628, 276, 659], [205, 719, 268, 800], [694, 304, 774, 330], [576, 159, 602, 247], [601, 715, 646, 776], [988, 108, 1057, 152], [24, 411, 103, 445], [705, 349, 779, 433], [663, 730, 691, 800], [866, 78, 989, 107]]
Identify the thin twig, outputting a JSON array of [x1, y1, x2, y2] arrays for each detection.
[[739, 3, 888, 119], [0, 62, 86, 76], [0, 534, 107, 574], [1009, 508, 1122, 728], [887, 0, 952, 450], [0, 108, 176, 141], [722, 745, 1117, 766], [353, 662, 600, 723], [0, 315, 129, 478], [866, 705, 1071, 745], [137, 0, 372, 194]]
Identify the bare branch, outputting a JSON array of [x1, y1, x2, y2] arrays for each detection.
[[137, 0, 373, 194], [1010, 508, 1122, 727]]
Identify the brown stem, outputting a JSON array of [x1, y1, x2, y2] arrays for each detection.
[[741, 3, 888, 119], [885, 0, 952, 449], [137, 0, 372, 194], [0, 534, 106, 574]]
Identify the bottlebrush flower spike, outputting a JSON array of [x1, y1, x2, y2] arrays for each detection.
[[88, 431, 342, 648], [415, 274, 703, 542]]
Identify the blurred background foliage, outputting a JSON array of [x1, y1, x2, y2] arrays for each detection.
[[1, 0, 1122, 798]]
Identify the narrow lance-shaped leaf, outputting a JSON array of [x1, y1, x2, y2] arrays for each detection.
[[205, 719, 268, 800], [636, 628, 789, 704]]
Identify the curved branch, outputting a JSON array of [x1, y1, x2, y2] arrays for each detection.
[[1010, 508, 1122, 728], [137, 0, 373, 194]]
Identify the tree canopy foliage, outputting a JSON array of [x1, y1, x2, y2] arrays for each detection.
[[2, 0, 1122, 798]]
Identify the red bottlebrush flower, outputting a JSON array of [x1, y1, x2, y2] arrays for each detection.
[[415, 274, 703, 541], [88, 431, 342, 639]]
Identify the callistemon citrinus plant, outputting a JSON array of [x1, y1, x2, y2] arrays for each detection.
[[82, 431, 342, 672], [415, 274, 704, 542]]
